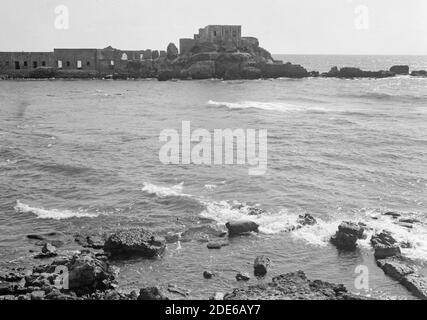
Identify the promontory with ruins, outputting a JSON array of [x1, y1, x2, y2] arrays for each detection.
[[0, 25, 426, 80]]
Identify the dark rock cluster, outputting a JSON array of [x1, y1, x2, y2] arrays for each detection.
[[224, 271, 370, 300], [330, 222, 365, 251]]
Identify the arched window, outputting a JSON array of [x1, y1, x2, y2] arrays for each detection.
[[121, 53, 128, 61]]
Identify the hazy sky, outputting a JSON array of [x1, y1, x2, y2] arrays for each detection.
[[1, 0, 426, 54]]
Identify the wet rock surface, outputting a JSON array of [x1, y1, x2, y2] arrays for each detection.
[[254, 256, 271, 277], [224, 271, 369, 300], [376, 257, 427, 300], [371, 230, 401, 259], [226, 220, 259, 236], [104, 228, 166, 258], [330, 222, 365, 251]]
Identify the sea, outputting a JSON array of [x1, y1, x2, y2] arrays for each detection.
[[1, 55, 426, 299]]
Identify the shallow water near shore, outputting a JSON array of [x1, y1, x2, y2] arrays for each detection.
[[1, 55, 427, 299]]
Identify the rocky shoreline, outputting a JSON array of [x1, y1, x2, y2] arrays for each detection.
[[1, 208, 425, 300], [1, 40, 426, 81]]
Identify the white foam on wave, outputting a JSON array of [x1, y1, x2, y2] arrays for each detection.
[[142, 182, 187, 198], [200, 200, 309, 235], [207, 100, 325, 113], [358, 210, 427, 261], [14, 200, 99, 220]]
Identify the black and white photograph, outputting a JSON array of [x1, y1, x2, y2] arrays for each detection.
[[0, 0, 427, 308]]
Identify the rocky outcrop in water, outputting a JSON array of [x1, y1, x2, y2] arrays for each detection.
[[371, 230, 401, 259], [411, 70, 427, 77], [321, 67, 395, 79], [390, 65, 409, 75], [224, 271, 370, 300], [226, 220, 259, 236], [104, 228, 166, 258], [254, 256, 271, 277], [376, 257, 427, 300], [297, 214, 317, 226], [330, 222, 365, 251]]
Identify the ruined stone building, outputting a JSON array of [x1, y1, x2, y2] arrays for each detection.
[[180, 25, 254, 55], [0, 46, 165, 76]]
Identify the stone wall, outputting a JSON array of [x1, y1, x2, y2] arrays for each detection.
[[197, 25, 242, 46], [0, 52, 54, 72], [54, 49, 98, 70]]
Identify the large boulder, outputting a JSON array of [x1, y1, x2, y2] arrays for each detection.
[[66, 252, 113, 291], [254, 256, 271, 277], [104, 228, 166, 258], [166, 43, 179, 60], [330, 222, 365, 251], [390, 65, 409, 75], [226, 220, 259, 236]]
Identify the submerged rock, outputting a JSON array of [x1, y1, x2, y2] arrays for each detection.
[[104, 228, 166, 258], [207, 241, 228, 249], [236, 272, 251, 282], [226, 220, 259, 236], [254, 256, 271, 277], [203, 271, 214, 279], [384, 211, 401, 219], [297, 214, 317, 226], [330, 222, 365, 251], [224, 271, 369, 300]]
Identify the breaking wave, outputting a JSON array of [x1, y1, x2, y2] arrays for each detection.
[[141, 182, 427, 261], [207, 100, 324, 113], [14, 200, 99, 220], [142, 182, 187, 198]]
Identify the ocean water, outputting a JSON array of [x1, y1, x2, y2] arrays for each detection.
[[1, 55, 427, 299]]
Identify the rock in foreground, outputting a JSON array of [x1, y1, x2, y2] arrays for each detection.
[[224, 271, 369, 300], [377, 257, 427, 300], [104, 228, 166, 258]]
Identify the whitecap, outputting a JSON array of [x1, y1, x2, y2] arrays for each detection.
[[142, 182, 187, 198], [207, 100, 325, 113], [14, 200, 99, 220]]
